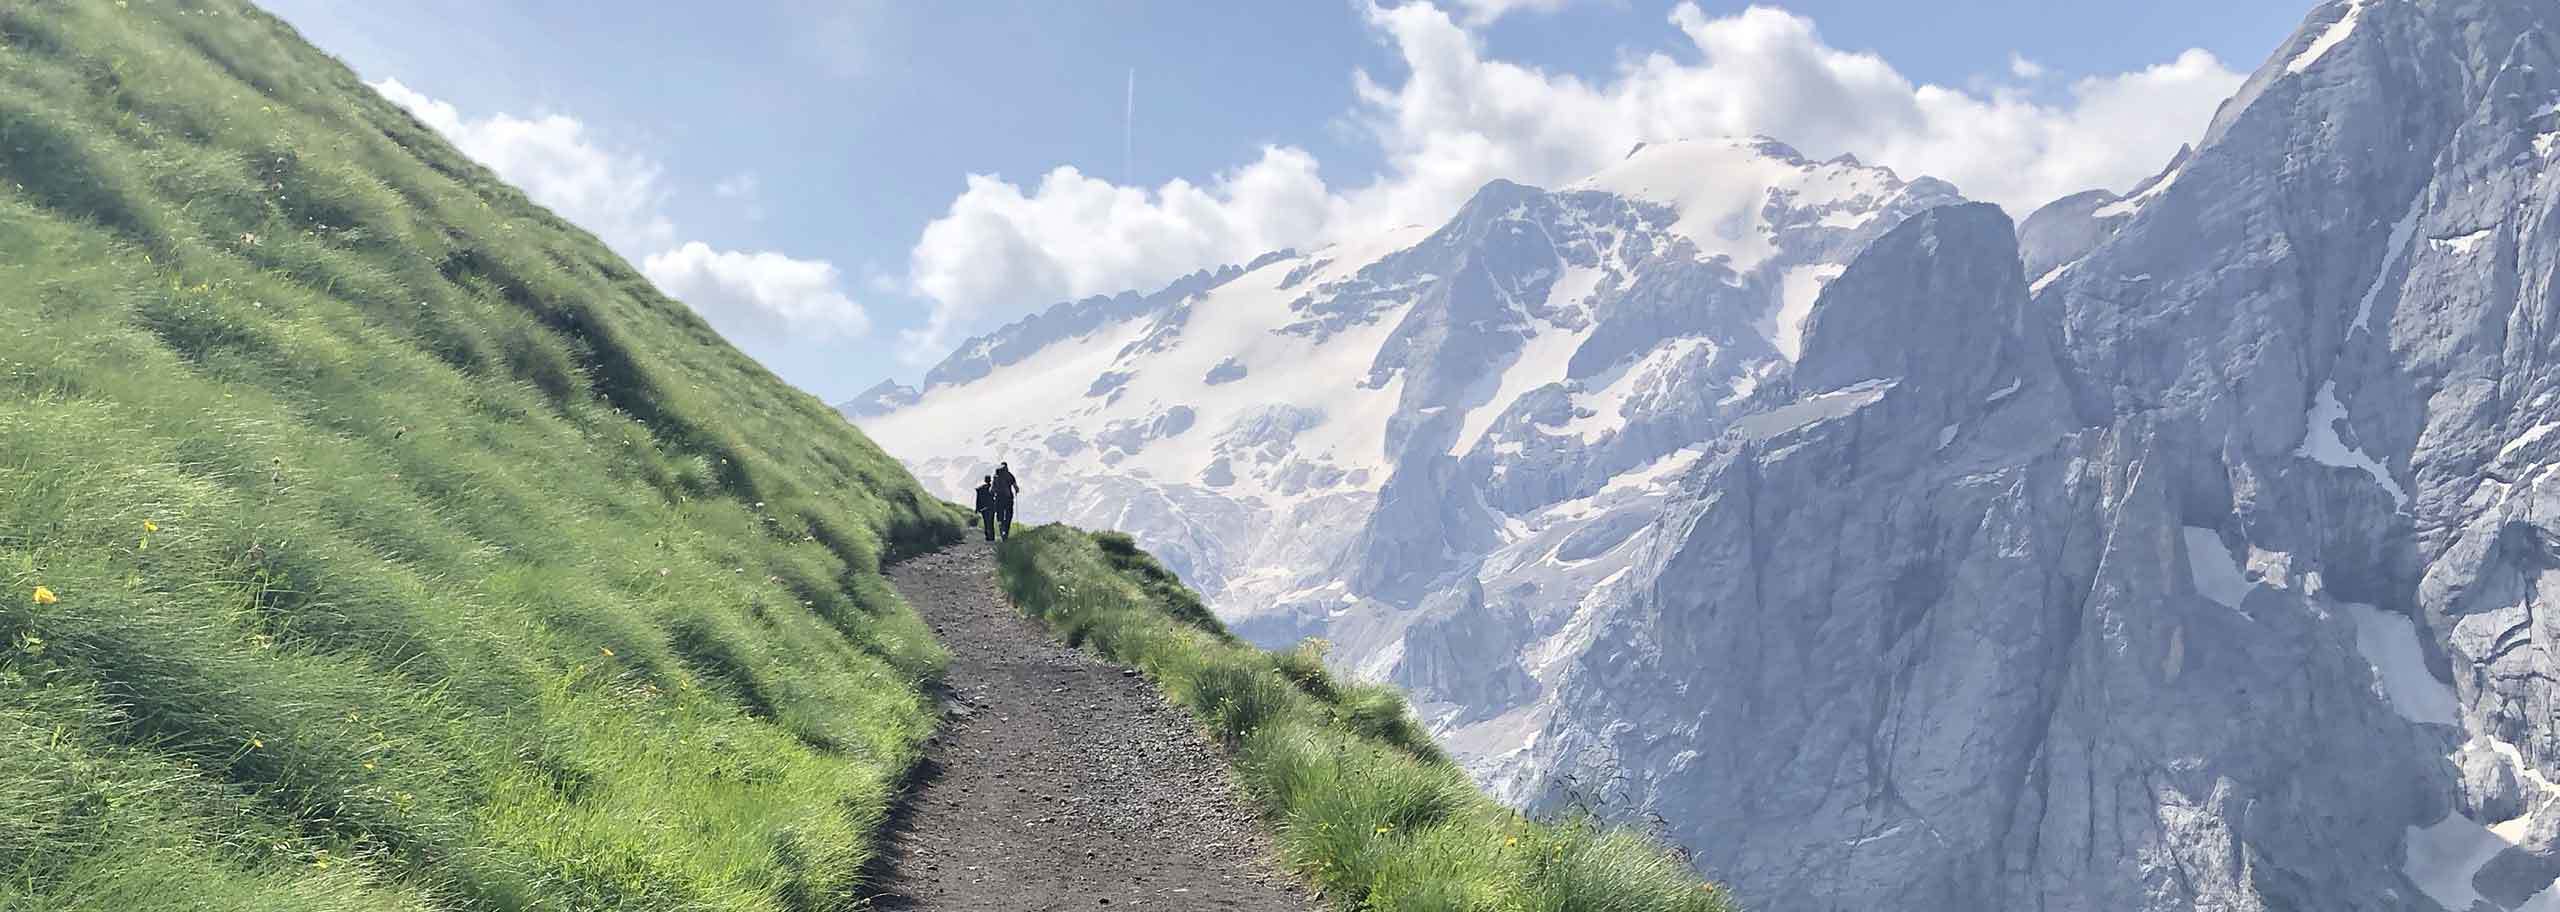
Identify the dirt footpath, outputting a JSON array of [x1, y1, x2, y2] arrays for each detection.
[[867, 541, 1315, 911]]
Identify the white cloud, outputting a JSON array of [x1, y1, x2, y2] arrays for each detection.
[[370, 78, 675, 256], [2009, 52, 2048, 80], [713, 172, 766, 222], [899, 2, 2245, 362], [1339, 2, 2246, 233], [643, 242, 869, 342], [1450, 0, 1578, 26], [901, 145, 1332, 359], [714, 172, 761, 201], [371, 79, 866, 343]]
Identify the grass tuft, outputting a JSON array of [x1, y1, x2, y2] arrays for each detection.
[[1272, 638, 1342, 702]]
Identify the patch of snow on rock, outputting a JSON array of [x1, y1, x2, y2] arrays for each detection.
[[2498, 421, 2560, 462], [2094, 166, 2180, 218], [2287, 0, 2366, 74], [1601, 447, 1704, 495], [1551, 339, 1710, 443], [2347, 603, 2461, 726], [2355, 201, 2423, 333], [2030, 258, 2081, 295], [1729, 379, 1894, 441], [1772, 263, 1848, 361], [2296, 380, 2410, 509], [2181, 527, 2254, 611], [2526, 881, 2560, 912], [1451, 321, 1591, 457], [2432, 228, 2494, 256], [2405, 812, 2507, 912]]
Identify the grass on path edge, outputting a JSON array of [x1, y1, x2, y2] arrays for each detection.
[[996, 525, 1734, 912]]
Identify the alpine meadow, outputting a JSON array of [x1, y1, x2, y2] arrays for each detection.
[[0, 2, 968, 907]]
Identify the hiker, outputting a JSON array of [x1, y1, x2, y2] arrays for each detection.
[[992, 462, 1020, 539], [972, 475, 997, 542]]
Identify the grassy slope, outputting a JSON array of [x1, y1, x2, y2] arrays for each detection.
[[0, 2, 972, 909], [999, 526, 1733, 912]]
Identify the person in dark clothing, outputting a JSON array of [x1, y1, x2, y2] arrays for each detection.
[[991, 462, 1020, 539], [972, 475, 996, 542]]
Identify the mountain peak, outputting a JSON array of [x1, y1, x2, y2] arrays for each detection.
[[1796, 201, 2026, 409], [837, 379, 921, 419], [1567, 136, 1944, 273]]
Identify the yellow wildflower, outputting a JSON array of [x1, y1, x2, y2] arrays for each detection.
[[599, 646, 615, 657], [1374, 824, 1394, 835], [143, 520, 159, 533], [32, 587, 57, 605], [363, 760, 377, 771], [249, 737, 265, 750]]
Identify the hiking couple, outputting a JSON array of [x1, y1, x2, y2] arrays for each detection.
[[973, 462, 1020, 542]]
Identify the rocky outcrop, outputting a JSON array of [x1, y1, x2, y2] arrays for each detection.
[[1516, 1, 2560, 908]]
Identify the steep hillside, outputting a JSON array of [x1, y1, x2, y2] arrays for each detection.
[[0, 3, 966, 909]]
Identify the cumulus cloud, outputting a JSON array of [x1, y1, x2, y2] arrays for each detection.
[[1449, 0, 1578, 26], [1338, 2, 2245, 234], [901, 145, 1331, 357], [371, 80, 866, 342], [371, 78, 675, 256], [899, 1, 2247, 359], [643, 243, 869, 341]]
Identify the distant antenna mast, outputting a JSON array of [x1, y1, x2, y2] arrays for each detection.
[[1123, 68, 1135, 184]]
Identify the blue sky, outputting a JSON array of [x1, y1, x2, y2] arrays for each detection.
[[261, 1, 2312, 402]]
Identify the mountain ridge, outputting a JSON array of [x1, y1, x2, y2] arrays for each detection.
[[865, 135, 1968, 628], [856, 0, 2560, 908]]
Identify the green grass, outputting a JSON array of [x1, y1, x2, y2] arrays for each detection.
[[998, 527, 1734, 912], [0, 2, 971, 909]]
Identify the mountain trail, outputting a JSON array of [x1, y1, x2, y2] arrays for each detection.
[[868, 541, 1316, 910]]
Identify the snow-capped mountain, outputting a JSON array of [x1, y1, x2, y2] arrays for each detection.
[[864, 136, 1960, 644], [862, 0, 2560, 907], [834, 378, 919, 419]]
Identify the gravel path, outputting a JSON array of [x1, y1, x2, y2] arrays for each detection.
[[868, 540, 1316, 911]]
